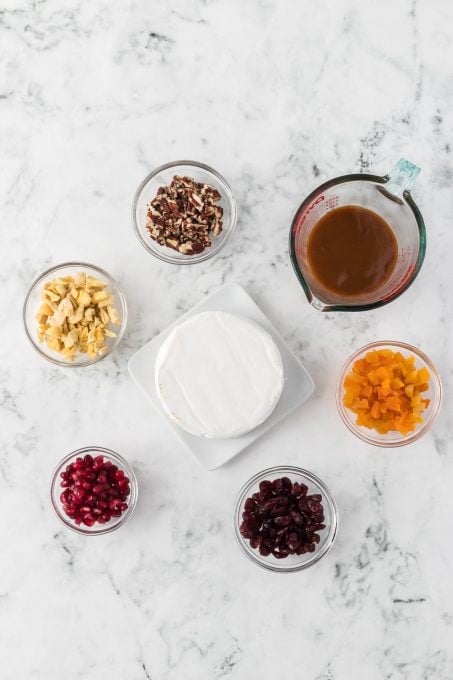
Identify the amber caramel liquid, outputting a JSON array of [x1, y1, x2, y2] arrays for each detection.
[[307, 206, 398, 297]]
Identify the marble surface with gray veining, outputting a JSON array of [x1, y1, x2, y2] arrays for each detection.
[[1, 1, 453, 678]]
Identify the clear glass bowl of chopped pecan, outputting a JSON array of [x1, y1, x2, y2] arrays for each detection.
[[23, 262, 127, 367], [132, 160, 238, 264]]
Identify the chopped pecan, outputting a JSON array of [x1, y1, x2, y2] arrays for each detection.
[[145, 175, 224, 255]]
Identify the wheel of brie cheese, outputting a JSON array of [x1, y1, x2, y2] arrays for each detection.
[[155, 311, 284, 439]]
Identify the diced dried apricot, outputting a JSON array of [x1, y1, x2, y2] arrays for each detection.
[[417, 367, 430, 384], [376, 366, 390, 381], [361, 385, 372, 398], [406, 369, 418, 384], [371, 401, 381, 419], [404, 384, 414, 398], [367, 371, 381, 386], [386, 396, 401, 412], [342, 347, 431, 436], [381, 379, 392, 396]]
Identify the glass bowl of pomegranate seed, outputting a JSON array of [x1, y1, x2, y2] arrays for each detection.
[[234, 466, 338, 573], [50, 447, 138, 535], [132, 160, 238, 265]]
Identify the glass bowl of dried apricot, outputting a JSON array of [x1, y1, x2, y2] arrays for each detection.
[[336, 341, 442, 447], [23, 262, 127, 367]]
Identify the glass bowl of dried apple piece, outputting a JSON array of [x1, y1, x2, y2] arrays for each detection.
[[23, 262, 127, 367], [132, 160, 238, 264]]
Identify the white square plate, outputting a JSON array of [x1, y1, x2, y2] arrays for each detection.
[[128, 283, 314, 470]]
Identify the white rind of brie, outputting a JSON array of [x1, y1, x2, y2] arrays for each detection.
[[155, 311, 284, 439]]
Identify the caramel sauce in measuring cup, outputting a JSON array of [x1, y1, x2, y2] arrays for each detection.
[[307, 205, 398, 298], [289, 158, 426, 312]]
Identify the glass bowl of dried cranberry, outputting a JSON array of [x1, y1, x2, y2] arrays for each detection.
[[234, 466, 338, 572], [50, 447, 138, 535]]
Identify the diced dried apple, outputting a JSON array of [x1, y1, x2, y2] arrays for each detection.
[[35, 271, 121, 360]]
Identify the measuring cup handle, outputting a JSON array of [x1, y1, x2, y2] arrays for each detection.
[[385, 158, 421, 197]]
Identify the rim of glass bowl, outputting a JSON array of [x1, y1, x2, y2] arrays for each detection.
[[50, 446, 138, 536], [336, 340, 442, 447], [132, 159, 238, 264], [234, 465, 338, 573], [23, 261, 127, 367]]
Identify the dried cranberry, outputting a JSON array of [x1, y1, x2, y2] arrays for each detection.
[[259, 480, 273, 499], [290, 510, 305, 527], [250, 536, 260, 550], [271, 478, 283, 494], [274, 515, 291, 527], [59, 453, 131, 528], [244, 498, 256, 513], [307, 500, 322, 514], [273, 495, 290, 506], [241, 476, 326, 560], [257, 498, 277, 514], [240, 520, 258, 539], [286, 531, 300, 551], [280, 477, 292, 494]]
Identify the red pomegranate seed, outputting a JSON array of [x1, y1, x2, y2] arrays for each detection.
[[73, 488, 85, 503], [58, 453, 131, 528]]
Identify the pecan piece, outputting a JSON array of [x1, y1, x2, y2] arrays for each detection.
[[145, 174, 224, 256]]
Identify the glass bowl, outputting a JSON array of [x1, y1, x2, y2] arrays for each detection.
[[50, 446, 138, 535], [234, 466, 338, 573], [336, 340, 442, 447], [23, 262, 127, 367], [132, 160, 238, 264]]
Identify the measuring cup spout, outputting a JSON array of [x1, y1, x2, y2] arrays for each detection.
[[384, 158, 421, 199]]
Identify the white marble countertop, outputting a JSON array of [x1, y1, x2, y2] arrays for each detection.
[[2, 1, 453, 678]]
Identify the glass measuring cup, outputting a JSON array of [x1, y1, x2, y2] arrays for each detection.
[[289, 158, 426, 311]]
